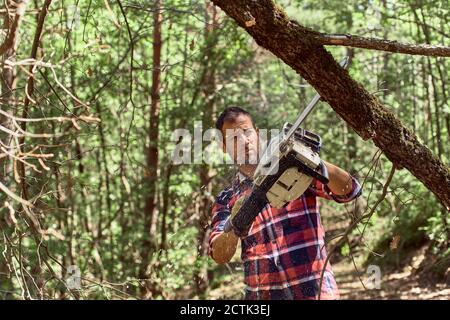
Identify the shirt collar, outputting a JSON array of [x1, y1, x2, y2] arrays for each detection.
[[234, 170, 253, 191]]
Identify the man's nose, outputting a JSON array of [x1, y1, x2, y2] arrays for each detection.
[[242, 137, 253, 151]]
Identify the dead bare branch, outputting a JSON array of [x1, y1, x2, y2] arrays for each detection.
[[317, 33, 450, 57]]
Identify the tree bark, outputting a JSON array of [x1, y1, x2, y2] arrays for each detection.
[[210, 0, 450, 209]]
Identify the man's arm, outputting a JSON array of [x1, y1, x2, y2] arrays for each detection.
[[209, 189, 240, 265], [311, 160, 362, 203], [211, 232, 239, 264], [210, 191, 251, 264], [323, 160, 354, 196]]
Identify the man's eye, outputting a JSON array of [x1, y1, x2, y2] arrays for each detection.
[[244, 129, 255, 136]]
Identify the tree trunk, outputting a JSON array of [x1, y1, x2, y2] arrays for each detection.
[[0, 1, 19, 298], [139, 0, 163, 298], [0, 1, 16, 181], [194, 0, 219, 297], [210, 0, 450, 209]]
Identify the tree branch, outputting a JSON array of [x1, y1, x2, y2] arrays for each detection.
[[317, 33, 450, 57], [210, 0, 450, 209]]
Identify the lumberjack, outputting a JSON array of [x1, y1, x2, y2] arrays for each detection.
[[208, 106, 362, 300]]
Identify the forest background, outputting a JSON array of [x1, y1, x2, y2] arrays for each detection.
[[0, 0, 448, 299]]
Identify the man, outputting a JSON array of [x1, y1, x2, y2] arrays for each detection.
[[208, 107, 362, 300]]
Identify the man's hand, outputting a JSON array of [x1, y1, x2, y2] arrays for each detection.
[[211, 231, 239, 264], [211, 196, 249, 264], [227, 195, 253, 237], [323, 160, 353, 195]]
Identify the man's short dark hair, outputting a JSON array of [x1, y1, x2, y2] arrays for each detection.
[[215, 107, 254, 131]]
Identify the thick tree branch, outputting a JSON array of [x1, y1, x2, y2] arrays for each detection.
[[317, 33, 450, 57], [210, 0, 450, 209]]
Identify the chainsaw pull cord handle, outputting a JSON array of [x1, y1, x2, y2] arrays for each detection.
[[223, 216, 233, 233]]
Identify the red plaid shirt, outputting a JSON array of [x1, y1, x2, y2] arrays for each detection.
[[209, 173, 362, 300]]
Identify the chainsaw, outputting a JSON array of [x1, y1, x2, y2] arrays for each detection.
[[223, 57, 350, 236]]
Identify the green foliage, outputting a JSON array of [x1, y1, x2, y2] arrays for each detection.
[[0, 0, 448, 299]]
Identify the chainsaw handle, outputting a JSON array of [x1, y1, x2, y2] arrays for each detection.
[[223, 217, 232, 233], [223, 187, 268, 236], [295, 159, 329, 185], [318, 160, 329, 184]]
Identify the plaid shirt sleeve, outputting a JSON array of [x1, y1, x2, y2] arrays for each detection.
[[208, 187, 233, 257], [310, 175, 362, 203]]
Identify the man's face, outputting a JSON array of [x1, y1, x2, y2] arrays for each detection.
[[221, 114, 259, 166]]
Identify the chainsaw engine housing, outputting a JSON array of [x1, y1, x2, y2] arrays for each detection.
[[254, 122, 327, 208]]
